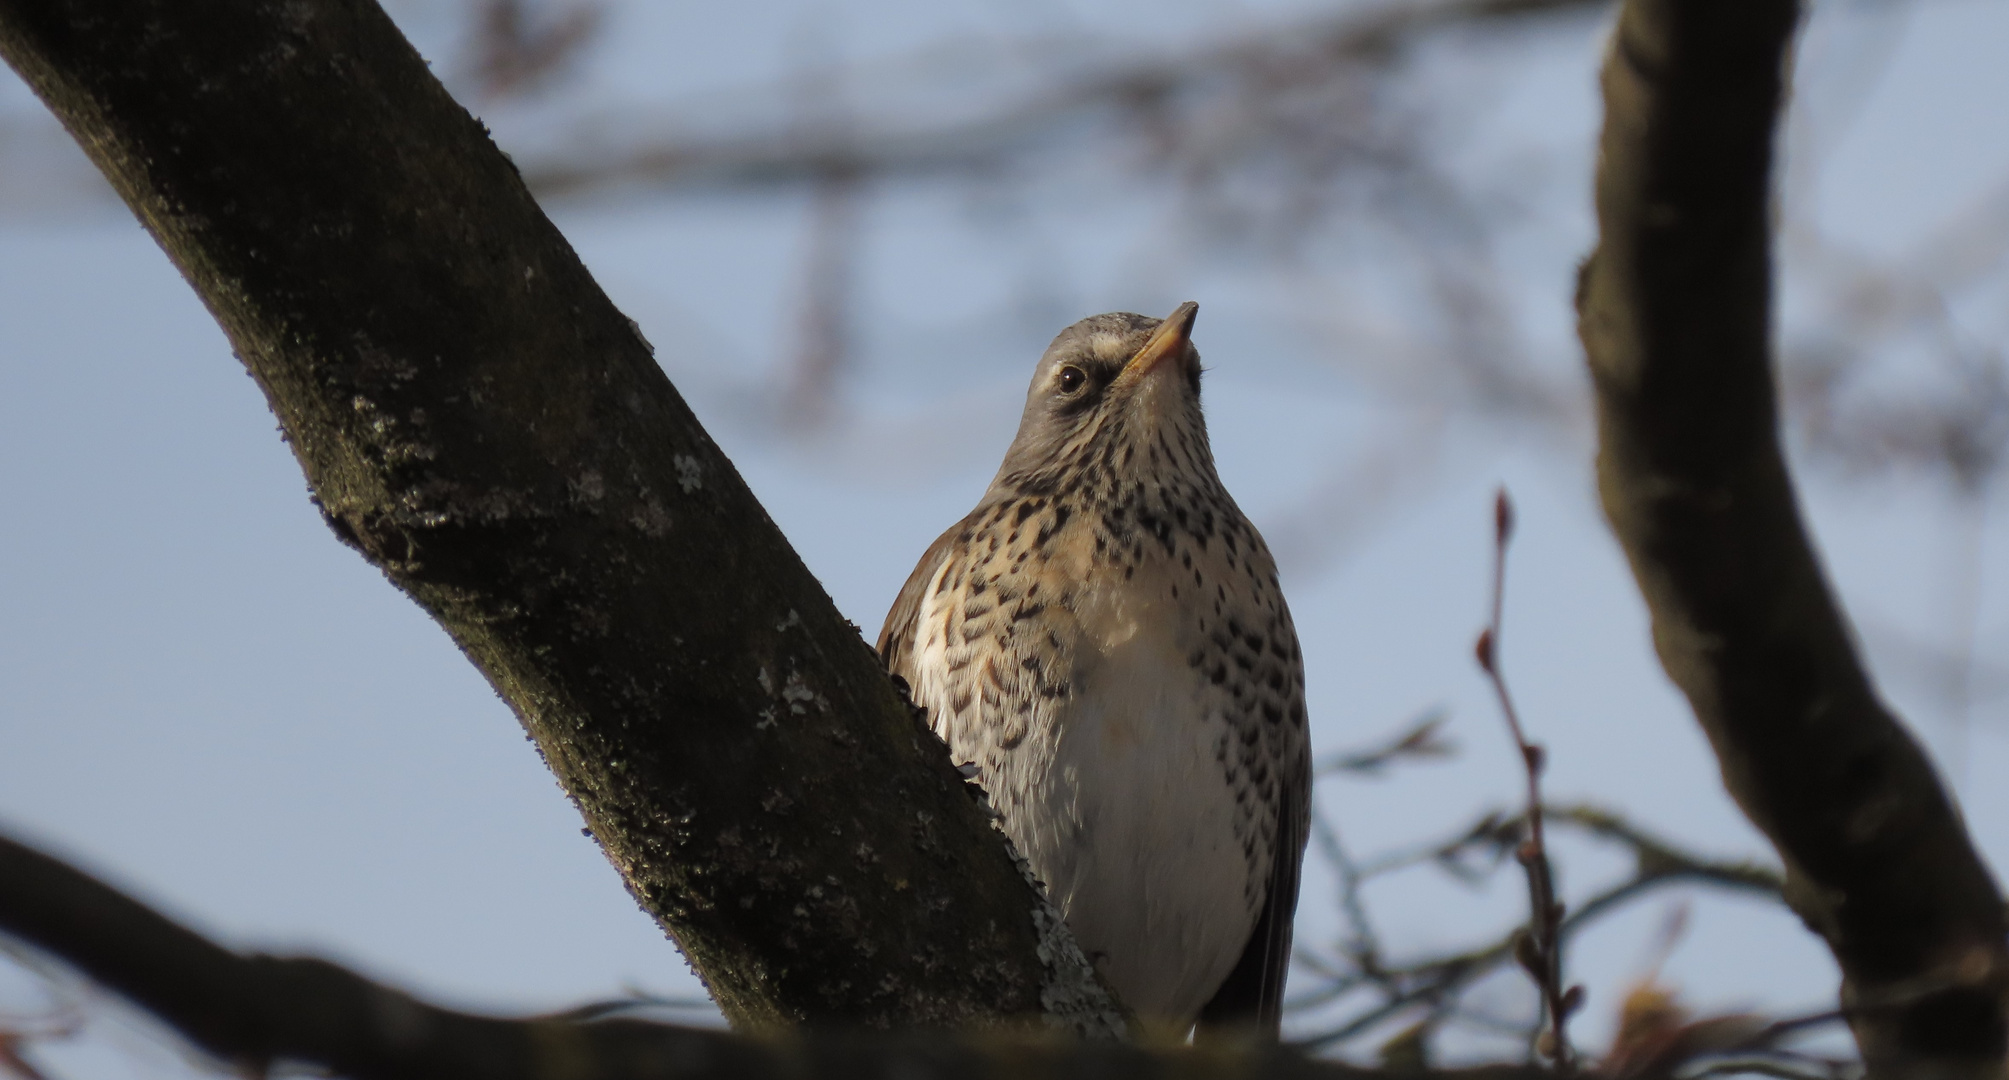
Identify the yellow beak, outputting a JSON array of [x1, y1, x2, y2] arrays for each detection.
[[1121, 301, 1199, 380]]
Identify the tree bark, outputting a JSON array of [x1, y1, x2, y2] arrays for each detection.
[[0, 830, 1554, 1080], [0, 0, 1121, 1035], [1576, 0, 2009, 1073]]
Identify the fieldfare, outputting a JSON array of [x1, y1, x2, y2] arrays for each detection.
[[879, 303, 1311, 1034]]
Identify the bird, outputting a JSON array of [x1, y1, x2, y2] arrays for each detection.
[[878, 302, 1311, 1035]]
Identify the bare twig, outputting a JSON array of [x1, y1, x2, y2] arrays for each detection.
[[1290, 799, 1782, 1054], [1315, 710, 1457, 777], [461, 0, 604, 100], [1473, 489, 1578, 1069], [783, 166, 863, 428]]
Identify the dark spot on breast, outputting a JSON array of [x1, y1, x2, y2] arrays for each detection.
[[1262, 703, 1283, 724]]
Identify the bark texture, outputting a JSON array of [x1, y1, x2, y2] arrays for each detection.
[[0, 0, 1122, 1035], [0, 831, 1548, 1080], [1576, 1, 2009, 1072]]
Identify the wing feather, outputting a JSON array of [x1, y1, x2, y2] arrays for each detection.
[[877, 506, 986, 680], [1195, 776, 1308, 1037]]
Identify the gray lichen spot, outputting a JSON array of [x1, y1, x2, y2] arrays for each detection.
[[630, 500, 672, 537], [673, 454, 704, 494], [780, 671, 824, 716]]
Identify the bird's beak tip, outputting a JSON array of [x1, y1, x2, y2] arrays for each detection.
[[1124, 301, 1200, 379]]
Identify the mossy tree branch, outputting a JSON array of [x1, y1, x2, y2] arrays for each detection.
[[0, 0, 1120, 1035], [1575, 0, 2008, 1072]]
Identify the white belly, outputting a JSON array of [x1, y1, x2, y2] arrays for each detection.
[[909, 560, 1261, 1026]]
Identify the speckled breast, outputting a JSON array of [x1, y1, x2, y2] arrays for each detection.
[[899, 472, 1308, 1025]]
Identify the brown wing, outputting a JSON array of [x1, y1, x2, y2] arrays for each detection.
[[876, 505, 987, 680], [1195, 775, 1308, 1038]]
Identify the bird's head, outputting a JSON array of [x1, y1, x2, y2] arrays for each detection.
[[993, 301, 1212, 492]]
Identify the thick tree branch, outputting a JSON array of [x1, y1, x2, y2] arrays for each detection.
[[0, 830, 1549, 1080], [0, 0, 1120, 1034], [1574, 0, 2008, 1071]]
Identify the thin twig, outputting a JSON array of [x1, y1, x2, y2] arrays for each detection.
[[1289, 800, 1781, 1052], [1316, 710, 1456, 776], [1474, 489, 1577, 1070]]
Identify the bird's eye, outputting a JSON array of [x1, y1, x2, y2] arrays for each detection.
[[1056, 366, 1086, 394]]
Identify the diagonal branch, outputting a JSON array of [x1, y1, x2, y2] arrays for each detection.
[[1574, 0, 2008, 1072], [0, 0, 1118, 1034]]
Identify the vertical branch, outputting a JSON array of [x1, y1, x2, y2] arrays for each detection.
[[1576, 0, 2008, 1072], [1473, 490, 1580, 1070], [784, 166, 862, 428]]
